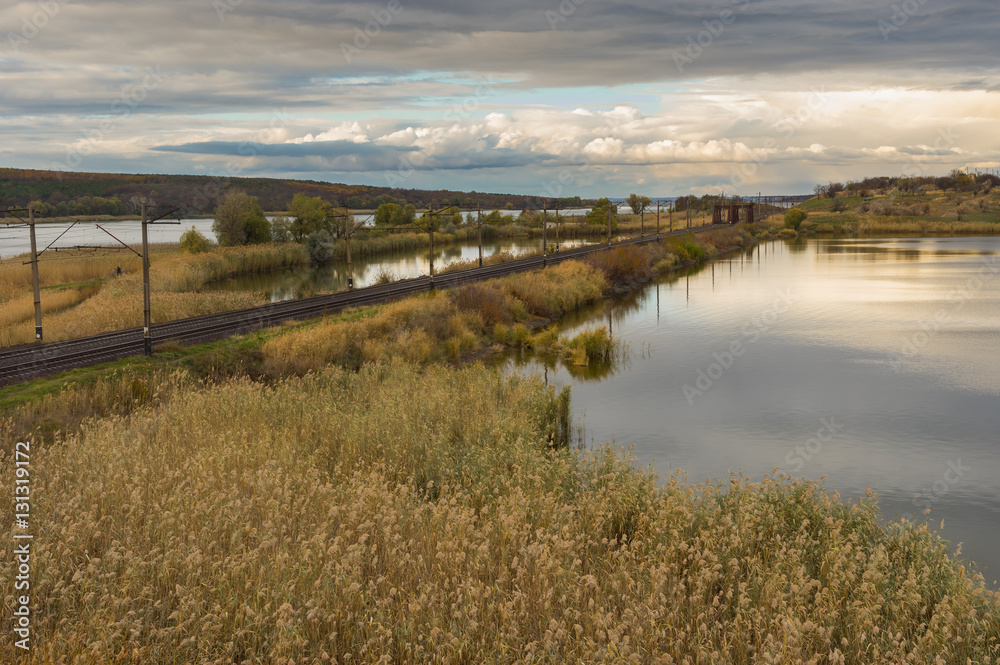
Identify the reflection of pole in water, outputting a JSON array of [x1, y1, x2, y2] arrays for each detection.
[[607, 311, 613, 336], [656, 283, 660, 323], [712, 262, 715, 290], [686, 274, 690, 305]]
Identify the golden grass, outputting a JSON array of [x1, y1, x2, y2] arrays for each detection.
[[1, 361, 997, 663], [263, 260, 609, 375], [856, 217, 1000, 235], [0, 248, 158, 304], [0, 289, 91, 345], [0, 244, 306, 346], [440, 250, 529, 274]]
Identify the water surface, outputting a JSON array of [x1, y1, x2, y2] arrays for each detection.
[[500, 237, 1000, 581]]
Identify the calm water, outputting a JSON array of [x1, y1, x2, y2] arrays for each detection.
[[204, 236, 601, 300], [0, 210, 606, 259], [501, 237, 1000, 581]]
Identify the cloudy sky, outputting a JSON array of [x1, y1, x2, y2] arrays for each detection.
[[1, 0, 998, 198]]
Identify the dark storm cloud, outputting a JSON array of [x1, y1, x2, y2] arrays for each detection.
[[5, 0, 998, 113]]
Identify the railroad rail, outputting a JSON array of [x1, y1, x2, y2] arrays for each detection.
[[0, 225, 715, 386]]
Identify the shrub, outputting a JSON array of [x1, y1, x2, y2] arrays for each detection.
[[178, 226, 211, 254], [785, 208, 808, 231], [450, 282, 519, 329]]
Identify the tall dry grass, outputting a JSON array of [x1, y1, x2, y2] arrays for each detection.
[[1, 362, 996, 663], [263, 260, 608, 374], [856, 216, 1000, 235], [0, 244, 306, 346], [0, 248, 164, 304]]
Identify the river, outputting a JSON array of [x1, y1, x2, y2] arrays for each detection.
[[498, 237, 1000, 582], [202, 236, 603, 300]]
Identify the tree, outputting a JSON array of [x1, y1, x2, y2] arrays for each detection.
[[270, 215, 293, 243], [179, 226, 211, 253], [831, 194, 848, 212], [213, 190, 270, 246], [374, 202, 417, 227], [374, 203, 400, 226], [587, 198, 618, 229], [626, 193, 651, 216], [288, 194, 338, 240], [784, 208, 808, 231]]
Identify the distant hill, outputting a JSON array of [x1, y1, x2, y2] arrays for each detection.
[[0, 168, 588, 218]]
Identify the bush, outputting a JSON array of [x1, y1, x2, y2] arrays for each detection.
[[305, 231, 336, 264], [213, 189, 271, 246], [178, 227, 211, 254], [785, 208, 808, 231], [270, 215, 292, 243]]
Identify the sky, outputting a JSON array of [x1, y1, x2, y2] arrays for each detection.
[[1, 0, 998, 199]]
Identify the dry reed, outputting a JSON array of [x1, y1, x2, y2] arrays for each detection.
[[1, 362, 996, 663]]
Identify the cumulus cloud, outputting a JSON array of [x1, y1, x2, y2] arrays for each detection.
[[1, 0, 998, 195]]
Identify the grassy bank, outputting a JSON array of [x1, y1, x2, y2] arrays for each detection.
[[798, 190, 1000, 235], [2, 362, 997, 663], [0, 222, 774, 436], [2, 220, 998, 662], [0, 244, 307, 347]]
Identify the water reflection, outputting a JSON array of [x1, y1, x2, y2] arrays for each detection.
[[203, 237, 599, 300], [500, 236, 1000, 583]]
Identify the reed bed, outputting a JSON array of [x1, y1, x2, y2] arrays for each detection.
[[855, 217, 1000, 235], [263, 261, 609, 374], [0, 245, 304, 346], [1, 362, 996, 663], [7, 274, 264, 345], [0, 248, 160, 304], [151, 243, 308, 292], [440, 250, 530, 274], [0, 288, 91, 345]]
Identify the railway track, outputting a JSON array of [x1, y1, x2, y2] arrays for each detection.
[[0, 226, 714, 386]]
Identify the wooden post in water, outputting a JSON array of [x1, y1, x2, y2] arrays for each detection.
[[28, 205, 42, 342]]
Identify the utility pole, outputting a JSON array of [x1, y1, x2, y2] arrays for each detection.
[[607, 203, 612, 246], [141, 202, 152, 357], [477, 206, 483, 267], [669, 203, 673, 233], [428, 205, 436, 289], [542, 201, 548, 266], [28, 205, 42, 342], [555, 205, 560, 251], [656, 200, 661, 237], [640, 203, 645, 238], [344, 204, 354, 289]]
